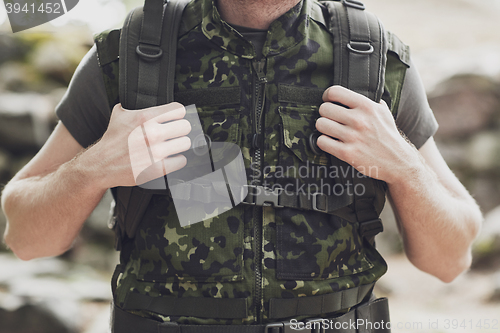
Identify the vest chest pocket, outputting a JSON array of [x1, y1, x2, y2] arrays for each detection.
[[278, 106, 329, 167], [275, 105, 375, 281]]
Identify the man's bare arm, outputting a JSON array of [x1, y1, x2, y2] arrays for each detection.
[[316, 86, 482, 282], [1, 122, 99, 260], [386, 137, 481, 282], [2, 103, 191, 260]]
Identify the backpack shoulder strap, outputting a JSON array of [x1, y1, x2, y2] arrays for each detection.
[[94, 29, 121, 111], [119, 0, 190, 109], [111, 0, 190, 253], [322, 0, 388, 102], [322, 0, 388, 244]]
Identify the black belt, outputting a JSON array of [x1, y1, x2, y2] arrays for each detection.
[[112, 297, 391, 333], [119, 283, 375, 320]]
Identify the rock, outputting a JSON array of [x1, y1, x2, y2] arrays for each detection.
[[0, 253, 112, 333], [0, 212, 6, 253], [468, 177, 500, 216], [467, 131, 500, 171], [0, 35, 30, 65], [0, 62, 41, 92], [472, 206, 500, 270], [428, 74, 500, 140], [0, 302, 75, 333], [28, 31, 92, 85], [0, 92, 57, 152], [0, 148, 11, 182], [488, 272, 500, 303]]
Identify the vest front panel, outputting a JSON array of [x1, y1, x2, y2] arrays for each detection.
[[114, 0, 388, 324]]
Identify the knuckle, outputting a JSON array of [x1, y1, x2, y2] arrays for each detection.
[[353, 118, 368, 132], [341, 147, 353, 162], [343, 129, 356, 142]]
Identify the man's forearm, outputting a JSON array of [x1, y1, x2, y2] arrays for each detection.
[[388, 153, 482, 282], [2, 151, 107, 260]]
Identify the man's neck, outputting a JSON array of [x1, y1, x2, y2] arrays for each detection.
[[217, 0, 301, 30]]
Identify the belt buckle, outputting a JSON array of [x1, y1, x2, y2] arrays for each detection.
[[255, 186, 284, 208]]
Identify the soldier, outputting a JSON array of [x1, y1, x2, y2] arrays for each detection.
[[2, 0, 482, 332]]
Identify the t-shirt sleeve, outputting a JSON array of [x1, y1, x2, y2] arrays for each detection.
[[395, 60, 439, 149], [55, 45, 112, 148]]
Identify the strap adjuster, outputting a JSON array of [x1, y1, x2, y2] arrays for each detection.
[[342, 0, 366, 10], [359, 218, 383, 238], [242, 185, 257, 205], [136, 44, 163, 61], [312, 193, 328, 212], [347, 41, 374, 55]]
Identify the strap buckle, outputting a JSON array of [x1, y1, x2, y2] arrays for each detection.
[[312, 193, 328, 213], [341, 0, 366, 10], [242, 185, 284, 208]]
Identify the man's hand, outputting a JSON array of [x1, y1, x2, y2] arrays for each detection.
[[315, 85, 482, 283], [89, 102, 192, 189], [315, 85, 420, 184]]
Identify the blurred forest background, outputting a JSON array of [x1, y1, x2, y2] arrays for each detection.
[[1, 0, 500, 332]]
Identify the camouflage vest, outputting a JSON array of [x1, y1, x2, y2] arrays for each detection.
[[94, 0, 410, 325]]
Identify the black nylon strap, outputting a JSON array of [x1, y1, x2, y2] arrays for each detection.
[[323, 0, 387, 102], [268, 283, 374, 319], [344, 2, 371, 98], [135, 0, 165, 109], [115, 0, 190, 250], [159, 0, 192, 105], [241, 185, 354, 214], [356, 297, 391, 333], [323, 0, 386, 243], [112, 296, 390, 333], [123, 293, 248, 319], [140, 0, 164, 46], [111, 264, 125, 301]]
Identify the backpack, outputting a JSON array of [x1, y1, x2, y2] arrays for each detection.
[[95, 0, 410, 259]]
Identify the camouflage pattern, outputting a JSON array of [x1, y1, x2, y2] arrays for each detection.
[[95, 0, 409, 325]]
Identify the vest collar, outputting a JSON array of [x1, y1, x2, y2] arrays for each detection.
[[201, 0, 324, 59]]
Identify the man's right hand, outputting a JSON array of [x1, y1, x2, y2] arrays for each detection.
[[1, 102, 192, 260], [90, 102, 192, 189]]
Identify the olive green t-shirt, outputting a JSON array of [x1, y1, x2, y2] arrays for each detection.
[[56, 31, 437, 150]]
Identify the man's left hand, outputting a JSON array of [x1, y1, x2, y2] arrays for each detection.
[[315, 85, 420, 184]]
